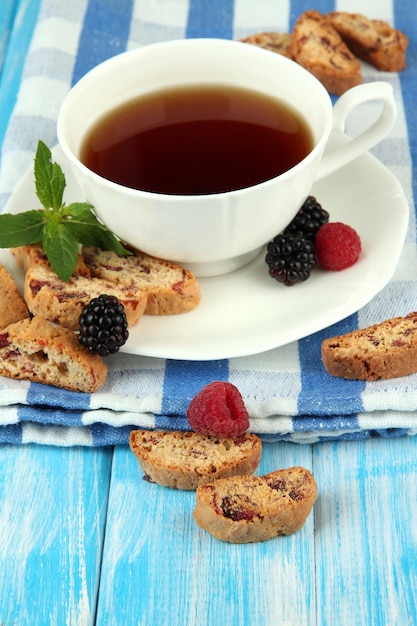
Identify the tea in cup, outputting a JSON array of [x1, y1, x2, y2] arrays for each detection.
[[57, 38, 396, 276]]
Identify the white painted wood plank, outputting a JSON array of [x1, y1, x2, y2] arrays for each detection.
[[96, 441, 316, 626], [314, 436, 417, 625], [0, 445, 112, 626]]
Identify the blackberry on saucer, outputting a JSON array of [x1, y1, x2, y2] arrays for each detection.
[[78, 294, 129, 356], [284, 196, 329, 242], [266, 233, 316, 286]]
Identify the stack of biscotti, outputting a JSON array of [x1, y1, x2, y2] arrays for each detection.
[[129, 428, 318, 543], [240, 10, 408, 95], [11, 243, 201, 330], [1, 243, 201, 392], [23, 262, 148, 331], [0, 257, 107, 392], [12, 244, 147, 324]]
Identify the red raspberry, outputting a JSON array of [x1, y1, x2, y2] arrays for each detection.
[[315, 222, 361, 271], [187, 381, 249, 438]]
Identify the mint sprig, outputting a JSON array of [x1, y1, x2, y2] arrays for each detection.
[[0, 140, 131, 282]]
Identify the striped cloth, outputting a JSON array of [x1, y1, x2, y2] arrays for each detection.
[[0, 0, 416, 446]]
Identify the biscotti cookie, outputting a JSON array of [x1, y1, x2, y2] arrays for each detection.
[[0, 264, 29, 329], [11, 244, 91, 276], [129, 430, 262, 490], [193, 466, 318, 543], [327, 11, 408, 72], [24, 263, 147, 330], [11, 244, 48, 272], [321, 312, 417, 381], [289, 10, 363, 95], [82, 246, 201, 315], [239, 32, 293, 58], [0, 315, 107, 392]]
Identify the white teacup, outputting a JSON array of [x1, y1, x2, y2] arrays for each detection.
[[57, 38, 396, 277]]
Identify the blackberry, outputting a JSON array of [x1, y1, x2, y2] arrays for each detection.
[[284, 196, 329, 242], [78, 294, 129, 356], [266, 233, 316, 286]]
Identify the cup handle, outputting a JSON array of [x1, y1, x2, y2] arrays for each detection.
[[316, 81, 396, 181]]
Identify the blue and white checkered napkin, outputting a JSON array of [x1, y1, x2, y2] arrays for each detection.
[[0, 0, 416, 446]]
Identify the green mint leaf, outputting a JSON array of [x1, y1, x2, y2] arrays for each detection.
[[0, 141, 132, 281], [63, 202, 132, 256], [42, 220, 79, 282], [0, 210, 45, 247], [34, 140, 66, 211], [91, 229, 132, 257]]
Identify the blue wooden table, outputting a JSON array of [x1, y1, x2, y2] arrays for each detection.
[[1, 2, 417, 624]]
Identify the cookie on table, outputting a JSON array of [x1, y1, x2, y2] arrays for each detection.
[[327, 11, 408, 72], [0, 315, 107, 392], [193, 466, 318, 543], [288, 9, 363, 95], [239, 32, 293, 58], [321, 312, 417, 381], [129, 430, 262, 490]]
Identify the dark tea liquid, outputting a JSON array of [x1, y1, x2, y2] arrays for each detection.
[[80, 84, 313, 195]]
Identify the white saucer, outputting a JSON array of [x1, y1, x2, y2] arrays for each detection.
[[0, 136, 409, 361]]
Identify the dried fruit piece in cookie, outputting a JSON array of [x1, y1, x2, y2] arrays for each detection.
[[193, 466, 318, 543], [315, 222, 361, 271], [187, 381, 250, 438]]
